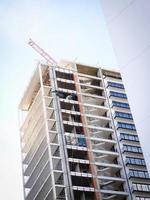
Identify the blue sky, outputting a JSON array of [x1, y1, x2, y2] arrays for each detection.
[[0, 0, 117, 199]]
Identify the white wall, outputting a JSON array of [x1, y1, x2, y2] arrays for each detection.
[[101, 0, 150, 172]]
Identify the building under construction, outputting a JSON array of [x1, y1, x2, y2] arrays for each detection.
[[19, 59, 150, 200]]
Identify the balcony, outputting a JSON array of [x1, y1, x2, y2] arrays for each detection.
[[109, 91, 127, 99], [114, 111, 133, 120], [119, 133, 139, 142], [122, 145, 142, 154], [107, 81, 124, 89], [128, 170, 149, 179], [132, 183, 150, 193], [111, 101, 130, 109], [125, 157, 146, 166], [117, 122, 136, 131]]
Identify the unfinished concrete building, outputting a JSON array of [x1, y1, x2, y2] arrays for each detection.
[[19, 61, 150, 200]]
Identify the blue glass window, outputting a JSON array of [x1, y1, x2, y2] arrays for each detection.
[[129, 170, 149, 179], [115, 111, 133, 119], [123, 145, 142, 154], [107, 81, 124, 89], [112, 101, 130, 109], [126, 157, 146, 166], [110, 91, 127, 99], [132, 183, 150, 192], [120, 133, 139, 142], [117, 122, 136, 130]]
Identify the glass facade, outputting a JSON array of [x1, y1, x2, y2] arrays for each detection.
[[115, 111, 133, 119], [129, 170, 149, 179], [104, 68, 150, 199], [109, 91, 127, 99], [123, 145, 142, 154], [117, 122, 136, 130], [126, 157, 146, 166], [120, 133, 139, 142], [107, 81, 124, 89], [112, 101, 130, 109], [132, 183, 150, 192]]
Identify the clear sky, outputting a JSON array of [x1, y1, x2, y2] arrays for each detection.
[[0, 0, 117, 199]]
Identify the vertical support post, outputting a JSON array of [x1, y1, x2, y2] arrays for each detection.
[[49, 65, 74, 200], [38, 63, 57, 199]]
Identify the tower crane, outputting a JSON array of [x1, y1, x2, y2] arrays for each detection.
[[28, 38, 58, 66]]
